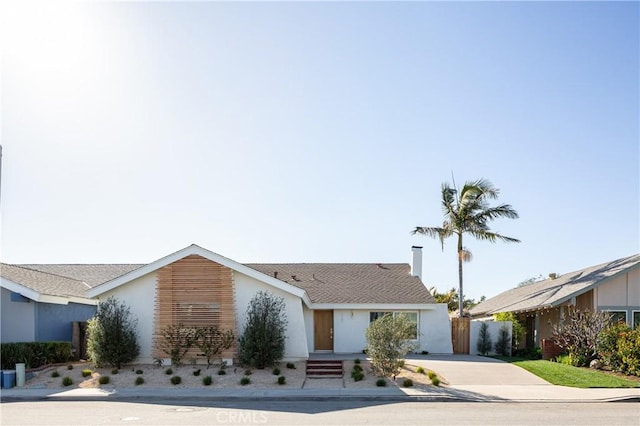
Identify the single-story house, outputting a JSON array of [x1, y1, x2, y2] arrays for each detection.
[[2, 244, 453, 363], [470, 254, 640, 351]]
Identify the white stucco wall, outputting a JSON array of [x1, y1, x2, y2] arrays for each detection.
[[333, 310, 369, 353], [1, 287, 35, 342], [234, 272, 309, 360], [470, 320, 512, 356], [597, 274, 629, 306], [419, 305, 453, 354], [628, 268, 640, 305], [99, 272, 157, 363], [302, 305, 314, 353]]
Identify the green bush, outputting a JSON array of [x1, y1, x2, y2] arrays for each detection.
[[67, 364, 74, 370], [157, 324, 198, 367], [240, 376, 251, 385], [494, 325, 511, 356], [286, 362, 296, 369], [165, 368, 173, 375], [599, 323, 640, 376], [135, 369, 144, 375], [277, 375, 286, 385], [402, 378, 413, 387], [111, 368, 119, 375], [272, 368, 281, 375], [203, 375, 213, 386], [193, 369, 201, 377], [476, 322, 492, 356], [354, 358, 361, 364], [193, 326, 235, 368], [431, 377, 440, 386], [365, 313, 417, 377], [81, 369, 92, 378], [0, 341, 72, 369], [87, 297, 140, 369], [98, 376, 110, 385], [218, 369, 226, 375], [51, 371, 60, 378], [352, 371, 364, 381], [135, 377, 144, 385], [171, 376, 182, 385], [239, 292, 288, 369], [353, 364, 363, 372], [416, 366, 425, 374], [376, 378, 386, 387], [62, 376, 73, 386], [244, 369, 252, 376], [427, 371, 437, 380]]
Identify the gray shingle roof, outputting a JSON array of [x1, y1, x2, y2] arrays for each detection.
[[470, 254, 640, 316], [1, 264, 92, 299], [3, 261, 433, 305], [247, 263, 434, 304]]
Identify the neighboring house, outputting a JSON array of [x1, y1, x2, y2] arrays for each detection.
[[0, 264, 101, 343], [470, 254, 640, 350], [2, 245, 453, 363]]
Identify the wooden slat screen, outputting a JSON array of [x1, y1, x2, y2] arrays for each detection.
[[153, 255, 237, 361]]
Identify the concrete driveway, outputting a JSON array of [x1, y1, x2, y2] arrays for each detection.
[[405, 354, 549, 386]]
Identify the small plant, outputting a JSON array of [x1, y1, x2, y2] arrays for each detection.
[[427, 371, 437, 380], [51, 371, 60, 378], [354, 358, 361, 364], [67, 365, 74, 370], [352, 371, 364, 381], [62, 376, 73, 386], [416, 366, 425, 374], [431, 376, 440, 386], [82, 369, 92, 377], [244, 369, 252, 376], [277, 375, 286, 385], [165, 367, 173, 375], [272, 367, 281, 375], [286, 362, 296, 369], [203, 375, 213, 386], [477, 322, 493, 356], [218, 369, 226, 375], [376, 378, 387, 387], [136, 369, 144, 375], [353, 364, 363, 372], [240, 376, 251, 385], [193, 369, 201, 376], [99, 376, 110, 385], [135, 377, 144, 385], [402, 378, 413, 387], [111, 368, 119, 375], [171, 376, 182, 385]]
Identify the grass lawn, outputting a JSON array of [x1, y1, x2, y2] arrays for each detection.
[[492, 357, 640, 388]]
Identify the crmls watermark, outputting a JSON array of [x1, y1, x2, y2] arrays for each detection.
[[215, 411, 268, 424]]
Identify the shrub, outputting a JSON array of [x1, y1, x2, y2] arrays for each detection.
[[286, 362, 296, 369], [476, 322, 492, 356], [354, 358, 361, 364], [277, 375, 286, 385], [494, 324, 511, 356], [239, 291, 287, 369], [194, 326, 235, 368], [240, 376, 251, 385], [272, 368, 281, 375], [353, 364, 363, 372], [193, 369, 201, 377], [244, 369, 252, 376], [135, 369, 144, 375], [431, 377, 440, 386], [365, 313, 418, 377], [427, 371, 437, 380], [376, 378, 387, 387], [62, 376, 73, 386], [165, 367, 173, 375], [352, 371, 364, 381], [598, 322, 640, 376], [51, 371, 60, 378], [81, 369, 92, 377], [171, 376, 182, 385], [550, 307, 610, 367], [494, 311, 526, 350], [218, 369, 226, 375], [0, 342, 72, 370], [67, 365, 74, 370], [402, 378, 413, 387], [135, 377, 144, 385], [416, 366, 425, 374], [87, 297, 140, 368], [98, 376, 110, 385], [111, 368, 119, 375], [157, 324, 198, 367], [203, 375, 213, 386]]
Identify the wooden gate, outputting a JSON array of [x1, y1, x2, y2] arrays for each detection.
[[451, 317, 470, 354]]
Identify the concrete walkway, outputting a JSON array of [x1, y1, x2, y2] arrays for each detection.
[[2, 355, 638, 403]]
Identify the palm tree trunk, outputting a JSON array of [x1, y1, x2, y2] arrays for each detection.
[[457, 233, 464, 318]]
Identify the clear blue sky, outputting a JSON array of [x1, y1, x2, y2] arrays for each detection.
[[1, 1, 638, 301]]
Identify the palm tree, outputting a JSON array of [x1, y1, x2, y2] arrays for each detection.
[[413, 178, 520, 317]]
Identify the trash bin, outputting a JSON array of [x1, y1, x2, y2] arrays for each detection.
[[2, 370, 16, 389]]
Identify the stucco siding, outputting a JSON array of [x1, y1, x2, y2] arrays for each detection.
[[597, 274, 628, 306], [627, 268, 640, 305], [470, 320, 512, 356], [1, 287, 35, 342], [100, 272, 157, 363], [333, 310, 369, 353], [302, 305, 314, 353], [420, 305, 453, 354], [35, 302, 96, 342], [233, 271, 308, 360]]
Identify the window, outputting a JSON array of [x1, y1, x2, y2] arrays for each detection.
[[605, 310, 627, 325], [633, 311, 640, 329], [369, 311, 418, 340], [175, 302, 220, 326]]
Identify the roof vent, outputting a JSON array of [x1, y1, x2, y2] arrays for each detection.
[[548, 273, 557, 280], [273, 271, 278, 279]]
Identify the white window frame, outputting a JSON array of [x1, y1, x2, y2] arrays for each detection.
[[369, 311, 419, 341], [632, 310, 640, 329], [603, 309, 628, 326]]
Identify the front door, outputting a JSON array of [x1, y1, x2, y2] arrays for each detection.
[[314, 310, 334, 351]]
